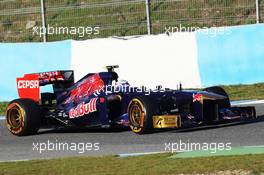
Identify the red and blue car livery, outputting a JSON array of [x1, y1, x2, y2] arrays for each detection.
[[6, 66, 256, 136]]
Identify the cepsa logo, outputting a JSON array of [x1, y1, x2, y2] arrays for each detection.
[[69, 98, 98, 119], [17, 80, 39, 89]]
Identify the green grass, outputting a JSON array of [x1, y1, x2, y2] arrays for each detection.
[[0, 83, 264, 115], [223, 83, 264, 101], [0, 102, 8, 116], [0, 0, 263, 42], [0, 153, 264, 175]]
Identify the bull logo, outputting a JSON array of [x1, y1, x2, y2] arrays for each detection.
[[193, 93, 203, 103]]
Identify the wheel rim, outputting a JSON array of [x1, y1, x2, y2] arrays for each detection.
[[6, 103, 24, 132], [128, 99, 145, 131]]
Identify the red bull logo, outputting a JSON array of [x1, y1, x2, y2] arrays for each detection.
[[69, 98, 98, 119], [64, 73, 104, 104], [193, 93, 203, 103]]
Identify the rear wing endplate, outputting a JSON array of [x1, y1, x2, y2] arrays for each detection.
[[16, 70, 74, 102]]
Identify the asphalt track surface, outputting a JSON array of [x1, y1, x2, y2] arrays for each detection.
[[0, 103, 264, 161]]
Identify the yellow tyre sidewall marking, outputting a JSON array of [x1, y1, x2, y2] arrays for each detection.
[[128, 98, 145, 133], [6, 103, 25, 134]]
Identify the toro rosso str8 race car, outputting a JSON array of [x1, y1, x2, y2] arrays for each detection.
[[6, 66, 256, 136]]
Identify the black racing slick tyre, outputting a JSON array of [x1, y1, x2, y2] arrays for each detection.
[[203, 86, 231, 108], [6, 99, 41, 136], [128, 96, 154, 134]]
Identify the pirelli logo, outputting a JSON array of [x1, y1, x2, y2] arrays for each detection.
[[152, 115, 181, 129]]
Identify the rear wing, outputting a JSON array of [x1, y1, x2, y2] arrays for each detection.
[[16, 70, 74, 102]]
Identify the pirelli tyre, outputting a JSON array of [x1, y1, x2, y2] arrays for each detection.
[[128, 96, 154, 134], [6, 99, 41, 136], [203, 86, 231, 109]]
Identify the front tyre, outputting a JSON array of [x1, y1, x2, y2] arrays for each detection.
[[128, 96, 154, 134], [6, 99, 41, 136]]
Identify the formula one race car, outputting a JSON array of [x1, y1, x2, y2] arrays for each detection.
[[6, 66, 256, 136]]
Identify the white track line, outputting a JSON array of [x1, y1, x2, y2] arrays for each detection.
[[244, 145, 264, 148], [0, 159, 30, 163], [119, 145, 264, 158], [0, 116, 5, 120], [231, 100, 264, 106], [118, 151, 166, 158]]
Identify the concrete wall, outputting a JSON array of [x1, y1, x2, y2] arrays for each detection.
[[71, 33, 201, 89], [0, 24, 263, 101]]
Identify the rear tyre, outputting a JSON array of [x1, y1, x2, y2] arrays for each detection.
[[203, 86, 231, 108], [128, 96, 154, 134], [6, 99, 41, 136]]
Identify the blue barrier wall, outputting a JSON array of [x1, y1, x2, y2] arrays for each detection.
[[0, 40, 71, 101], [196, 24, 264, 87]]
